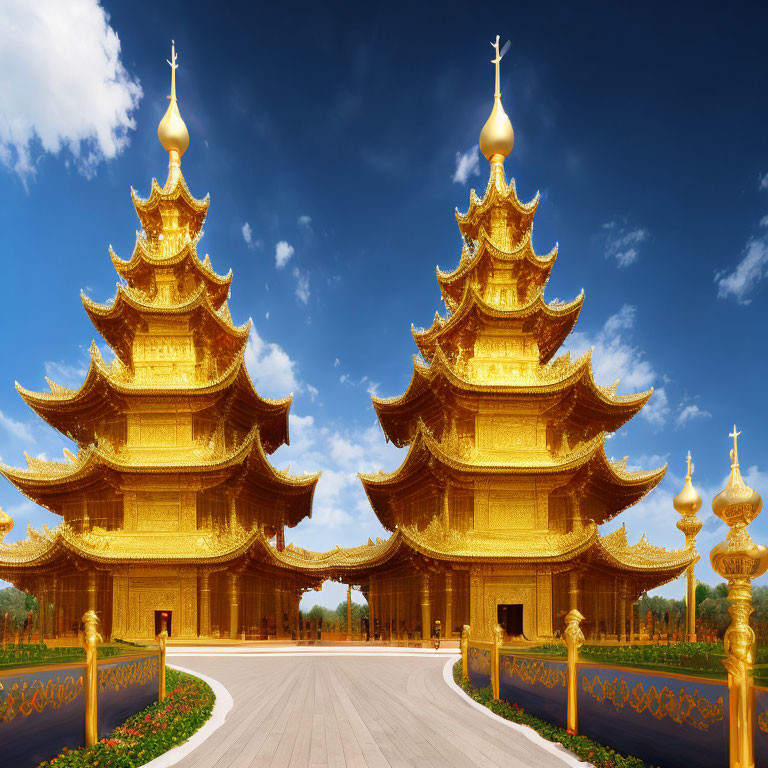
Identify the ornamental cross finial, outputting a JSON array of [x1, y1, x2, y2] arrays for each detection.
[[686, 450, 693, 480], [167, 40, 178, 102], [729, 424, 741, 468], [490, 36, 510, 101]]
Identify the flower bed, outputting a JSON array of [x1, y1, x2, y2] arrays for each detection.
[[35, 668, 214, 768], [453, 660, 650, 768]]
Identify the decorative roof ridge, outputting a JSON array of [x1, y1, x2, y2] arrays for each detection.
[[436, 226, 558, 284], [111, 234, 232, 287], [604, 452, 668, 483], [235, 334, 294, 410], [244, 426, 321, 491], [265, 530, 400, 569], [81, 282, 250, 340], [130, 174, 209, 215], [397, 521, 600, 561], [456, 175, 539, 223], [413, 283, 585, 345], [596, 527, 697, 570]]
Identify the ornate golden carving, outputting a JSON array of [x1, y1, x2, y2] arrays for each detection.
[[99, 656, 159, 691], [500, 654, 566, 688], [581, 674, 725, 731], [0, 675, 84, 722]]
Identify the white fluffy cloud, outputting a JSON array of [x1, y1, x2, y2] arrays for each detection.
[[566, 304, 669, 426], [292, 267, 310, 304], [715, 174, 768, 303], [676, 404, 712, 428], [602, 220, 649, 268], [242, 222, 253, 247], [453, 146, 480, 184], [0, 0, 142, 180], [244, 326, 313, 399], [275, 241, 294, 269], [298, 215, 312, 229], [0, 410, 34, 443]]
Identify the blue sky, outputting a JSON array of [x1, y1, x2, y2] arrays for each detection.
[[0, 0, 767, 608]]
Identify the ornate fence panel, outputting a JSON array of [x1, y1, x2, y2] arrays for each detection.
[[0, 662, 87, 768], [577, 664, 728, 768], [98, 653, 159, 738], [498, 651, 567, 729], [0, 652, 159, 768], [756, 686, 768, 767], [468, 643, 492, 690]]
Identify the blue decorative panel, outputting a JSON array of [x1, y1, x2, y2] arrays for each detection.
[[498, 653, 567, 729], [98, 653, 159, 737], [577, 664, 728, 768], [468, 645, 491, 689], [0, 662, 86, 768], [756, 687, 768, 768]]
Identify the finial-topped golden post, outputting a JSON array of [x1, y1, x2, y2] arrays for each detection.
[[479, 36, 515, 172], [673, 450, 703, 641], [710, 426, 768, 768], [157, 40, 190, 186]]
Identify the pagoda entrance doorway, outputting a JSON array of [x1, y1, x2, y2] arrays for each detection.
[[154, 610, 172, 638], [497, 604, 524, 638]]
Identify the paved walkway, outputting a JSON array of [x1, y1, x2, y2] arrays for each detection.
[[167, 647, 574, 768]]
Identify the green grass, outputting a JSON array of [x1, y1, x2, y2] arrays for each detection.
[[454, 661, 651, 768], [35, 668, 214, 768]]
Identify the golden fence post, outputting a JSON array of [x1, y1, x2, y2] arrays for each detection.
[[461, 624, 470, 680], [492, 623, 503, 700], [158, 629, 168, 702], [82, 609, 102, 747], [564, 608, 585, 735], [710, 427, 768, 768]]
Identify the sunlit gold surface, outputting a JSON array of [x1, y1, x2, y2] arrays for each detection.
[[565, 608, 585, 734], [82, 610, 101, 747], [674, 452, 702, 641], [0, 48, 318, 642], [710, 427, 768, 768], [479, 36, 514, 161]]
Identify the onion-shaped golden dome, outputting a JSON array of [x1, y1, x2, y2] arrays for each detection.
[[479, 36, 514, 162], [673, 452, 702, 517], [0, 507, 14, 540], [480, 99, 514, 161], [157, 41, 189, 158], [712, 427, 762, 528]]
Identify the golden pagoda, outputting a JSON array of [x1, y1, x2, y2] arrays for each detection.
[[0, 44, 319, 641], [353, 37, 697, 642]]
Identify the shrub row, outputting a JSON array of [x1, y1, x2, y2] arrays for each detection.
[[453, 661, 652, 768], [36, 668, 214, 768], [0, 643, 131, 668]]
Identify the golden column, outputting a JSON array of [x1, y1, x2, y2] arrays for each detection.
[[564, 609, 585, 734], [369, 576, 376, 640], [444, 570, 453, 640], [199, 570, 211, 639], [87, 570, 98, 613], [420, 572, 431, 647], [228, 572, 240, 640], [674, 451, 703, 641], [82, 610, 102, 747], [710, 427, 768, 768], [346, 584, 352, 640]]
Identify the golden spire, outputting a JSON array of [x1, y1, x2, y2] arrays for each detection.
[[157, 40, 190, 172], [479, 36, 515, 163]]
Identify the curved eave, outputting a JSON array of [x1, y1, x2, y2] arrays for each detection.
[[593, 529, 697, 575], [437, 229, 558, 304], [261, 530, 405, 574], [578, 453, 667, 525], [131, 177, 209, 236], [240, 429, 320, 528], [234, 366, 291, 453], [81, 286, 250, 365], [412, 289, 585, 365], [111, 238, 232, 307], [397, 523, 600, 563], [455, 176, 539, 226]]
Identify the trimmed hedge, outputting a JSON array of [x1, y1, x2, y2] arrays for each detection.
[[36, 668, 214, 768], [0, 643, 140, 669], [453, 660, 653, 768]]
